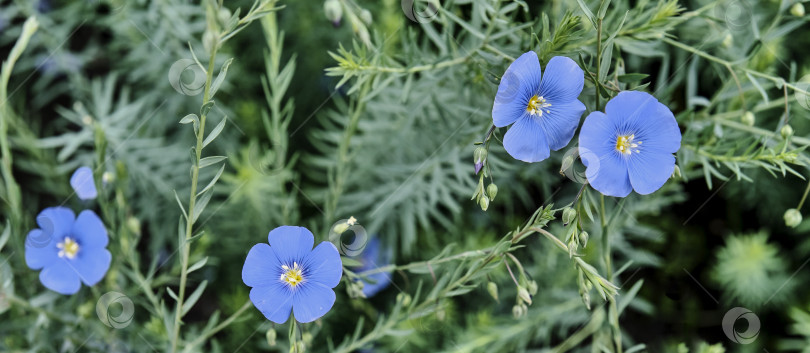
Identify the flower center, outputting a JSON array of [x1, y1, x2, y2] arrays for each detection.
[[57, 237, 80, 259], [526, 95, 552, 117], [615, 134, 642, 155], [279, 262, 304, 288]]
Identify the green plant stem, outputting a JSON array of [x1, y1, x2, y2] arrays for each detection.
[[595, 17, 603, 111], [661, 37, 809, 97], [798, 181, 810, 210], [185, 300, 253, 349], [171, 43, 219, 353]]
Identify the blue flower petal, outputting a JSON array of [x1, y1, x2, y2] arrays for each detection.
[[39, 260, 82, 295], [72, 210, 108, 250], [250, 283, 294, 324], [492, 51, 541, 127], [540, 100, 586, 151], [627, 152, 675, 194], [25, 229, 59, 270], [293, 282, 336, 323], [503, 116, 551, 163], [36, 207, 75, 243], [70, 167, 97, 200], [71, 248, 111, 286], [538, 56, 585, 103], [303, 241, 342, 288], [620, 93, 682, 155], [243, 243, 282, 288], [268, 226, 314, 265], [579, 111, 633, 197]]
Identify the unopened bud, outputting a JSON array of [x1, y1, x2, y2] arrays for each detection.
[[218, 8, 232, 27], [473, 147, 487, 164], [487, 282, 499, 301], [578, 231, 589, 248], [436, 309, 446, 321], [722, 33, 733, 48], [581, 291, 591, 309], [791, 2, 805, 17], [562, 207, 577, 225], [203, 30, 217, 53], [517, 286, 532, 305], [672, 165, 681, 179], [266, 328, 277, 346], [397, 293, 412, 306], [487, 184, 498, 201], [560, 154, 575, 175], [479, 195, 490, 211], [360, 9, 372, 25], [302, 332, 313, 346], [512, 304, 526, 318], [324, 0, 342, 26], [742, 111, 755, 126], [781, 124, 794, 139], [785, 208, 802, 228]]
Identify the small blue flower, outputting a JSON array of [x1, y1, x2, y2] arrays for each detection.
[[352, 238, 392, 298], [70, 166, 97, 200], [492, 51, 586, 162], [25, 207, 111, 295], [579, 91, 681, 197], [242, 226, 343, 324]]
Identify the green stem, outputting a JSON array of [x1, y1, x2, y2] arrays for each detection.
[[170, 41, 219, 353]]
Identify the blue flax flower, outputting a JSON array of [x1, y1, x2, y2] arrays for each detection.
[[579, 91, 681, 197], [351, 238, 392, 298], [25, 207, 111, 295], [492, 51, 586, 162], [70, 166, 97, 200], [243, 226, 342, 324]]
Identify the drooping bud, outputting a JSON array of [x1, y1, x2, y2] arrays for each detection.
[[742, 111, 755, 126], [487, 281, 499, 301], [479, 195, 490, 211], [791, 2, 805, 17], [722, 33, 733, 48], [578, 231, 589, 248], [560, 154, 575, 175], [517, 286, 532, 305], [266, 328, 277, 346], [473, 147, 487, 174], [487, 184, 498, 201], [784, 208, 802, 228], [324, 0, 342, 26], [672, 165, 682, 179], [562, 207, 577, 225], [360, 9, 372, 25], [781, 124, 794, 139], [512, 304, 526, 318]]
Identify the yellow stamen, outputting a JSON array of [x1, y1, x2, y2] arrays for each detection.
[[57, 237, 80, 259], [279, 262, 304, 288], [526, 95, 552, 117], [615, 134, 642, 155]]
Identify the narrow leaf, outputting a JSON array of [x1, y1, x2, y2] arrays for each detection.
[[202, 117, 227, 148], [197, 164, 225, 196], [209, 58, 234, 98], [182, 280, 208, 316]]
